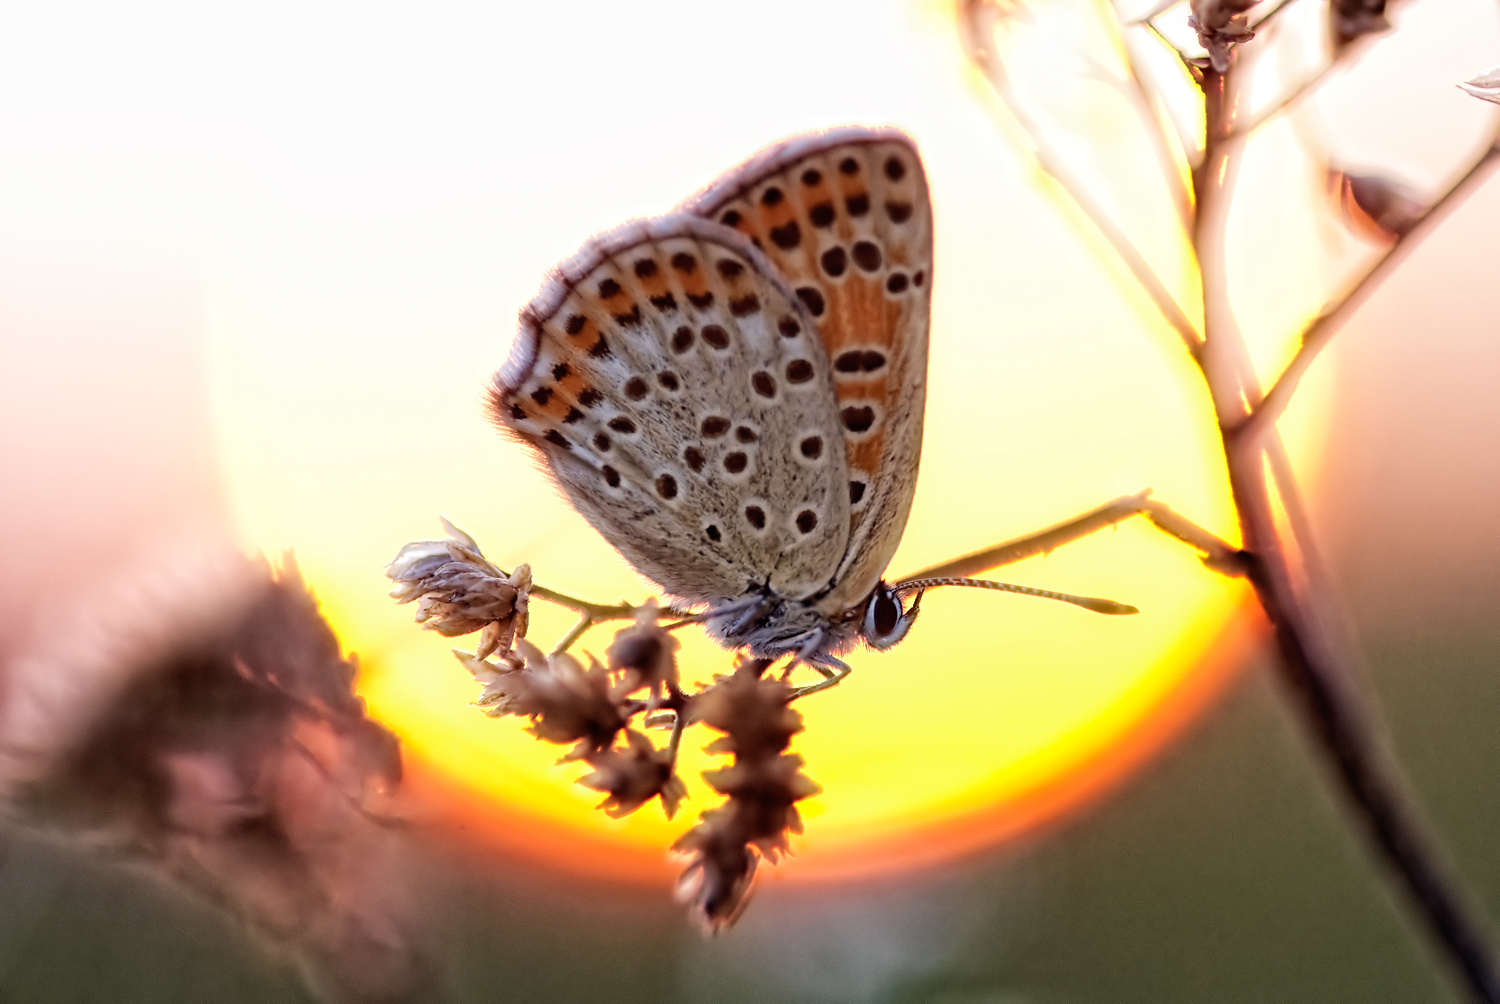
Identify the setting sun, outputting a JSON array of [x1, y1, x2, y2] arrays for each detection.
[[191, 0, 1328, 882]]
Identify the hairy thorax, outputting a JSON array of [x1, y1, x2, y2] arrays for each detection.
[[702, 589, 865, 660]]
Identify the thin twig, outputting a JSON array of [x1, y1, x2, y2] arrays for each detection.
[[1107, 40, 1195, 229], [1235, 142, 1500, 442], [897, 490, 1243, 581], [1128, 0, 1182, 26], [900, 492, 1150, 579], [1192, 64, 1500, 1002], [1248, 0, 1301, 31], [1140, 17, 1206, 82], [1225, 444, 1500, 1002], [551, 613, 595, 654], [530, 583, 695, 628], [1139, 498, 1247, 574], [1229, 23, 1401, 140], [1228, 61, 1336, 138], [960, 0, 1205, 358], [666, 710, 686, 765], [528, 584, 634, 619]]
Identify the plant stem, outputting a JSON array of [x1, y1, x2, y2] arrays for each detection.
[[1196, 65, 1500, 1003], [1236, 143, 1500, 443], [551, 613, 595, 654], [1226, 444, 1500, 1001]]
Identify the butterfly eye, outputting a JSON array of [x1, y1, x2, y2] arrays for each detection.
[[862, 584, 923, 651]]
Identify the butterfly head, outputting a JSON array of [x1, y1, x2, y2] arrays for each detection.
[[860, 582, 924, 651]]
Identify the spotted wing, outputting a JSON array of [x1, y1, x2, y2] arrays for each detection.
[[492, 215, 851, 605], [679, 127, 933, 615]]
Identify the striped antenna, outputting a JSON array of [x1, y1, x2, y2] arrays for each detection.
[[888, 576, 1138, 616]]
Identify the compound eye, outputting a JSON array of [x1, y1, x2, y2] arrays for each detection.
[[872, 589, 900, 638]]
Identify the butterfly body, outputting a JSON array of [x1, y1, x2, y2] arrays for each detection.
[[493, 128, 933, 666]]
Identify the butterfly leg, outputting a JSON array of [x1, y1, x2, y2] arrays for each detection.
[[789, 654, 852, 699], [892, 490, 1246, 583], [775, 629, 854, 697]]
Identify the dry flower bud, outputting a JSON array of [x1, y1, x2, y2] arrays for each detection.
[[1331, 169, 1426, 240], [577, 729, 687, 818], [455, 647, 526, 716], [605, 601, 681, 705], [1187, 0, 1258, 72], [1459, 67, 1500, 105], [461, 639, 626, 760], [671, 657, 822, 933], [701, 753, 822, 862], [692, 661, 805, 762], [672, 807, 759, 934], [1331, 0, 1390, 51], [386, 519, 531, 654]]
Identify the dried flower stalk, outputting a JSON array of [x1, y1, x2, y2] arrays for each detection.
[[960, 0, 1500, 997]]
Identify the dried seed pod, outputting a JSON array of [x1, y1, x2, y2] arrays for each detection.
[[1187, 0, 1258, 72], [387, 518, 531, 657], [577, 729, 687, 818], [461, 639, 626, 761], [0, 547, 430, 1002], [1332, 169, 1426, 240], [1459, 66, 1500, 105], [605, 601, 680, 705]]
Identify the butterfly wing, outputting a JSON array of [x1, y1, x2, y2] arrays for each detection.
[[492, 215, 852, 604], [679, 127, 933, 615]]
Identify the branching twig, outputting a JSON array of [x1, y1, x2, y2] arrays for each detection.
[[1247, 0, 1302, 31], [1228, 61, 1337, 138], [897, 490, 1244, 582], [1235, 142, 1500, 442], [1188, 60, 1500, 1002], [1128, 0, 1183, 26], [961, 0, 1206, 358], [1107, 45, 1196, 228]]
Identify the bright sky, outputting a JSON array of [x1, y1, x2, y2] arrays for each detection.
[[1, 0, 1493, 878]]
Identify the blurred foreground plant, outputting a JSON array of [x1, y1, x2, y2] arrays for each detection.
[[0, 546, 431, 1004]]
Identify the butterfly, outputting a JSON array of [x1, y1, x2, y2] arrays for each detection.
[[491, 126, 1128, 683]]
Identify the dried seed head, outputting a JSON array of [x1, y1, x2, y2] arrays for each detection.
[[1187, 0, 1258, 72], [387, 519, 531, 657], [671, 658, 821, 933], [692, 661, 805, 762], [577, 729, 687, 818], [0, 547, 428, 1001], [672, 807, 760, 934], [605, 600, 681, 705], [701, 753, 822, 862], [459, 639, 626, 760]]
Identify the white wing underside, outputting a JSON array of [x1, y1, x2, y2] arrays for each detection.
[[495, 215, 851, 603]]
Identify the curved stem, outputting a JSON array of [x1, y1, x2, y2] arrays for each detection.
[[1236, 143, 1500, 443], [1224, 440, 1500, 1002], [551, 613, 595, 654], [1192, 64, 1500, 1002], [959, 0, 1204, 358]]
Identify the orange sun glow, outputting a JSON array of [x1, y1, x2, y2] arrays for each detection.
[[195, 0, 1340, 883]]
